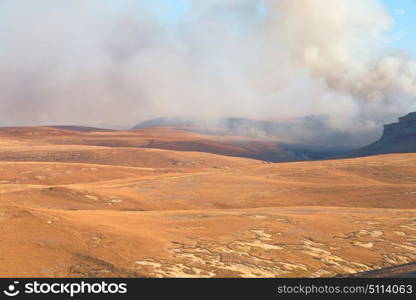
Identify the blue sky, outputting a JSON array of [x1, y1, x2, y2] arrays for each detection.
[[144, 0, 190, 26], [142, 0, 415, 56], [381, 0, 416, 56]]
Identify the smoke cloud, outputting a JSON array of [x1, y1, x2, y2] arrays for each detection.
[[0, 0, 415, 144]]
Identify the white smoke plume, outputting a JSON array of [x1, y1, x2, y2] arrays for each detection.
[[272, 0, 416, 128], [0, 0, 414, 144]]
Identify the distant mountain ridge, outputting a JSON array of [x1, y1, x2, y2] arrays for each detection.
[[133, 115, 376, 149], [134, 113, 416, 161], [345, 112, 416, 158]]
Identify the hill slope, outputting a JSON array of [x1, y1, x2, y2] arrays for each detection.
[[0, 126, 415, 277]]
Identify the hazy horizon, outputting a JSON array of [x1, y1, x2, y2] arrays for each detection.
[[0, 0, 415, 142]]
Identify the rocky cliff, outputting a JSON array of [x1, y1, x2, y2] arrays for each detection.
[[346, 112, 416, 158]]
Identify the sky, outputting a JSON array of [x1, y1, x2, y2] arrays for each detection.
[[0, 0, 415, 145], [380, 0, 416, 56], [145, 0, 416, 56], [144, 0, 191, 26]]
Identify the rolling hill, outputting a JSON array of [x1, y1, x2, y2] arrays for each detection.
[[0, 125, 415, 277]]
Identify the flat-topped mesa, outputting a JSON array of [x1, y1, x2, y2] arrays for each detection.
[[382, 112, 416, 140], [344, 111, 416, 158], [399, 112, 416, 122]]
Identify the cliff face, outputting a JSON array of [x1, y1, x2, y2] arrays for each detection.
[[346, 112, 416, 158], [382, 112, 416, 140]]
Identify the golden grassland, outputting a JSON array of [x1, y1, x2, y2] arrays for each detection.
[[0, 126, 415, 277]]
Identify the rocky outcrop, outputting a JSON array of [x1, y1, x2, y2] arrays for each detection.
[[346, 112, 416, 158], [382, 112, 416, 140]]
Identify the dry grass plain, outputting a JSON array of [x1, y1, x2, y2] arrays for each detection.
[[0, 126, 416, 277]]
